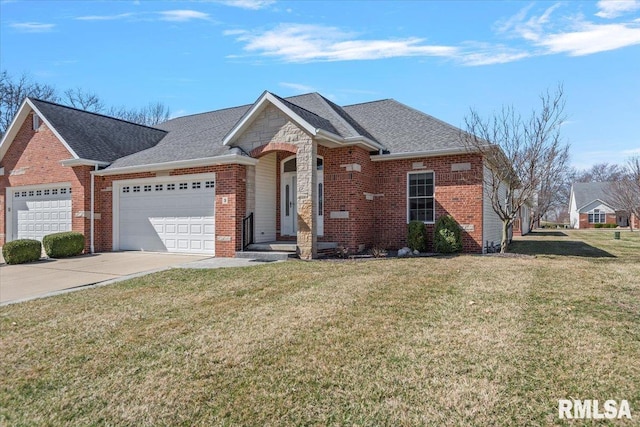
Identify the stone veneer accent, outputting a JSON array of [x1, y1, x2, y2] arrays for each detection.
[[234, 104, 317, 259]]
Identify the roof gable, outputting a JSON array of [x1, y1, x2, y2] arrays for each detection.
[[571, 181, 618, 211], [27, 99, 168, 163]]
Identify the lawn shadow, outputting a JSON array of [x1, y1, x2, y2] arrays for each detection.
[[511, 233, 615, 258], [529, 231, 568, 237]]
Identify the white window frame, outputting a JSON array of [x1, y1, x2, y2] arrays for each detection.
[[407, 171, 435, 224], [588, 208, 606, 224]]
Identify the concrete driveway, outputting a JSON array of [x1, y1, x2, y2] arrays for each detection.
[[0, 252, 212, 304]]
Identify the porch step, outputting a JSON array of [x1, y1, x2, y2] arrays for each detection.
[[247, 242, 297, 252], [235, 251, 295, 261]]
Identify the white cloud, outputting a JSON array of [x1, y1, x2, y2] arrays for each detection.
[[228, 23, 458, 62], [215, 0, 275, 10], [279, 82, 316, 92], [76, 13, 134, 21], [498, 4, 640, 56], [10, 22, 55, 32], [158, 10, 211, 22], [539, 22, 640, 55], [596, 0, 640, 18]]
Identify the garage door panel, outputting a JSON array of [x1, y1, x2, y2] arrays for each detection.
[[118, 178, 215, 254], [12, 186, 72, 242]]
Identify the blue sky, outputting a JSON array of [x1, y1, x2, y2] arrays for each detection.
[[1, 0, 639, 169]]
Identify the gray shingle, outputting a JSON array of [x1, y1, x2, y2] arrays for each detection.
[[343, 99, 466, 153], [31, 98, 166, 163], [109, 105, 251, 168], [572, 181, 618, 210]]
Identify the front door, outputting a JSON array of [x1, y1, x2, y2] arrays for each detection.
[[281, 172, 297, 236], [280, 156, 324, 237]]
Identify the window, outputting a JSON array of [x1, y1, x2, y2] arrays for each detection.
[[192, 182, 201, 189], [60, 188, 67, 194], [588, 209, 606, 224], [205, 181, 214, 188], [52, 189, 58, 195], [133, 186, 141, 193], [32, 114, 40, 131], [155, 184, 163, 191], [408, 172, 435, 223], [28, 191, 34, 197], [44, 189, 50, 195], [179, 183, 188, 190], [122, 186, 130, 193], [167, 183, 176, 191], [36, 190, 42, 196], [15, 192, 20, 198], [318, 183, 323, 216], [21, 191, 27, 197], [144, 185, 152, 192]]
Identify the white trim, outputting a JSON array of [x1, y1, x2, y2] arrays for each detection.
[[5, 182, 73, 243], [0, 99, 80, 162], [406, 170, 436, 225], [94, 154, 257, 176], [577, 198, 615, 212], [61, 158, 110, 167], [370, 147, 472, 162], [0, 167, 4, 176], [111, 172, 216, 252], [223, 92, 317, 146]]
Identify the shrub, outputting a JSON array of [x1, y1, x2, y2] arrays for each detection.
[[433, 215, 462, 253], [407, 220, 427, 252], [2, 239, 42, 265], [42, 232, 85, 258]]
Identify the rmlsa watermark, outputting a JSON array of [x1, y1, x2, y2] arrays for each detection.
[[558, 399, 632, 420]]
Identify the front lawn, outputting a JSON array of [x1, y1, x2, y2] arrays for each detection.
[[1, 231, 639, 425]]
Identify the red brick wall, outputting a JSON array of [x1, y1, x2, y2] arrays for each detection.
[[370, 154, 484, 253], [578, 212, 617, 229], [95, 164, 246, 257], [0, 112, 91, 249]]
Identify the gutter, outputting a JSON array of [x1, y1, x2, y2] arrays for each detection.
[[369, 147, 473, 161], [60, 158, 110, 167], [93, 154, 258, 176]]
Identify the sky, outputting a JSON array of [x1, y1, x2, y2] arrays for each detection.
[[1, 0, 639, 170]]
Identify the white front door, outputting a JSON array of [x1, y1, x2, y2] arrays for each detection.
[[281, 172, 297, 236], [280, 156, 324, 237]]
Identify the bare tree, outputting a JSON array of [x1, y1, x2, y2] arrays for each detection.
[[107, 101, 170, 126], [63, 87, 105, 112], [461, 85, 569, 253], [0, 70, 58, 137], [573, 162, 627, 182], [608, 156, 640, 231]]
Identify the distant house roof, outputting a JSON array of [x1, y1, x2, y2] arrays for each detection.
[[4, 91, 472, 170], [572, 181, 618, 210], [30, 98, 167, 163]]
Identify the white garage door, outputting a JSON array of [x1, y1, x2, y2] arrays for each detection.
[[11, 185, 72, 241], [117, 177, 215, 254]]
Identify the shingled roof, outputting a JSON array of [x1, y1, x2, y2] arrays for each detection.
[[343, 99, 465, 153], [17, 91, 470, 170], [30, 98, 167, 163], [572, 181, 618, 210]]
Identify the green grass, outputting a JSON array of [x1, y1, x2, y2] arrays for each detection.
[[1, 231, 639, 426]]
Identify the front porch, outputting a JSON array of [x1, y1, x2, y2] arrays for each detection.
[[236, 240, 339, 261]]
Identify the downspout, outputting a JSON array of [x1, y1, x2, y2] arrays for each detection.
[[90, 165, 97, 254]]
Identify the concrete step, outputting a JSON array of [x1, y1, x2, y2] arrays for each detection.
[[235, 251, 295, 261], [247, 242, 297, 252]]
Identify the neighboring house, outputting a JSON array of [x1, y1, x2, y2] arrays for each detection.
[[568, 181, 638, 229], [0, 91, 509, 259]]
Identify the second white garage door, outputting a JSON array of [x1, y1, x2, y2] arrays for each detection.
[[117, 176, 215, 254]]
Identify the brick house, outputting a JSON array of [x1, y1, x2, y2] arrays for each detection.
[[0, 91, 509, 259], [569, 181, 638, 229]]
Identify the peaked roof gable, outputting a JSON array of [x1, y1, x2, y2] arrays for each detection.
[[571, 181, 618, 211], [28, 99, 168, 163]]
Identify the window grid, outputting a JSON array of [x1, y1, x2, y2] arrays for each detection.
[[44, 189, 50, 195], [122, 186, 130, 193], [155, 184, 163, 191], [167, 183, 176, 191], [192, 182, 201, 189], [144, 185, 152, 192], [205, 181, 214, 188], [408, 172, 435, 223], [179, 183, 188, 190], [133, 186, 141, 193]]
